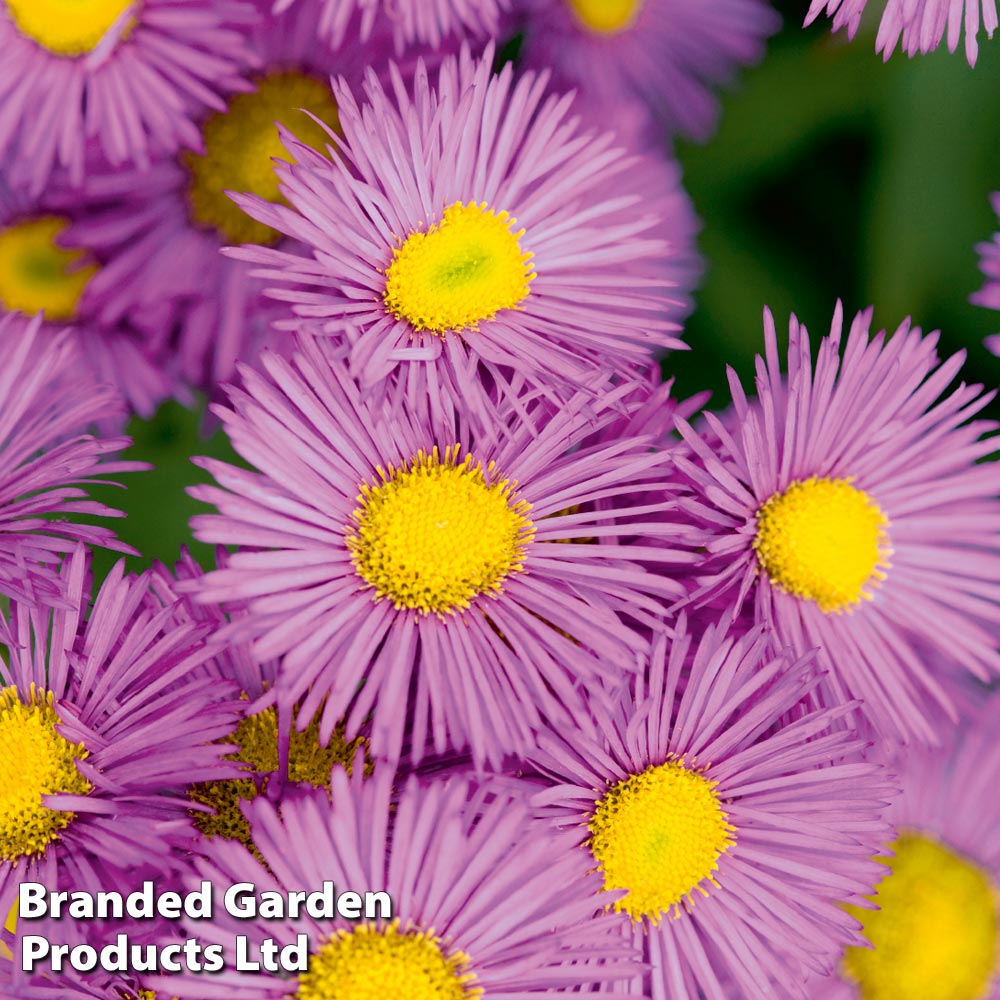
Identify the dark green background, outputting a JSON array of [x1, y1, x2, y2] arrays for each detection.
[[91, 7, 1000, 576]]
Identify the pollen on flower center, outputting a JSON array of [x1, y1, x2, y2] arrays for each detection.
[[347, 445, 534, 616], [186, 71, 341, 247], [588, 759, 736, 922], [0, 685, 92, 863], [2, 902, 16, 962], [295, 921, 482, 1000], [0, 216, 98, 321], [189, 703, 369, 851], [753, 476, 891, 613], [842, 832, 998, 1000], [566, 0, 645, 34], [4, 0, 132, 57], [382, 201, 535, 335]]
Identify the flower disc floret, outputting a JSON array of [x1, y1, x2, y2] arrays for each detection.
[[382, 201, 535, 335], [0, 685, 92, 863], [190, 705, 368, 850], [347, 445, 534, 615], [588, 758, 735, 922], [753, 476, 890, 613], [567, 0, 645, 33], [186, 72, 341, 247], [0, 216, 98, 321], [4, 0, 131, 56], [842, 832, 998, 1000], [296, 921, 481, 1000]]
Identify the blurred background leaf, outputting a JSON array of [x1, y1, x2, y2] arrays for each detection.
[[672, 1, 1000, 403]]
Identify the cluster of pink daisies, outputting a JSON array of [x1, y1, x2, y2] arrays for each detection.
[[4, 1, 1000, 999]]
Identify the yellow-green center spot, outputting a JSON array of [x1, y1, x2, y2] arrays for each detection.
[[4, 0, 132, 57], [588, 759, 735, 923], [346, 444, 534, 616], [295, 921, 482, 1000], [842, 832, 999, 1000], [0, 685, 92, 863], [382, 201, 535, 335], [753, 476, 890, 613], [189, 703, 369, 853], [566, 0, 645, 34], [185, 71, 341, 247], [0, 216, 98, 321]]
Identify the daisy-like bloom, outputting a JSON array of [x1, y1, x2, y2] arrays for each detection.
[[973, 192, 1000, 356], [0, 312, 143, 611], [228, 46, 686, 404], [152, 766, 641, 999], [186, 701, 370, 858], [0, 174, 178, 416], [528, 617, 897, 1000], [806, 0, 997, 63], [673, 303, 1000, 745], [59, 0, 399, 397], [0, 968, 162, 1000], [188, 336, 686, 767], [149, 548, 279, 701], [147, 553, 372, 861], [0, 0, 259, 196], [0, 546, 245, 934], [273, 0, 510, 50], [804, 700, 1000, 1000], [514, 0, 780, 141]]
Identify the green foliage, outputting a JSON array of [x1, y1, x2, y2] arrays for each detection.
[[673, 15, 1000, 406], [88, 398, 243, 578]]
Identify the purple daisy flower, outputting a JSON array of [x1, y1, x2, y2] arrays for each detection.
[[0, 312, 143, 610], [150, 767, 641, 998], [148, 553, 373, 858], [674, 303, 1000, 745], [806, 0, 996, 64], [56, 0, 401, 397], [0, 546, 244, 942], [0, 0, 259, 196], [227, 46, 686, 405], [527, 616, 896, 1000], [973, 192, 1000, 355], [0, 968, 155, 1000], [273, 0, 511, 50], [803, 700, 1000, 1000], [148, 548, 279, 702], [187, 336, 687, 768], [514, 0, 780, 141], [2, 862, 197, 991], [0, 174, 180, 416]]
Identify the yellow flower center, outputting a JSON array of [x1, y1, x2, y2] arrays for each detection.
[[1, 903, 15, 961], [588, 759, 736, 922], [0, 216, 98, 321], [4, 0, 132, 57], [347, 445, 534, 616], [753, 476, 890, 613], [189, 704, 369, 852], [566, 0, 644, 34], [0, 685, 92, 863], [186, 71, 341, 247], [382, 201, 535, 335], [842, 832, 999, 1000], [295, 921, 482, 1000]]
